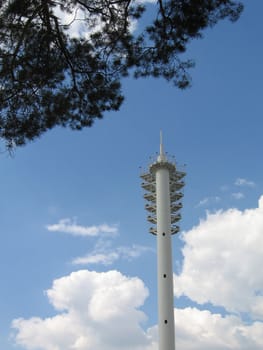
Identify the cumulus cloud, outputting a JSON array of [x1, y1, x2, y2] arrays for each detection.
[[53, 0, 156, 39], [235, 178, 255, 187], [46, 219, 118, 237], [12, 197, 263, 350], [12, 270, 156, 350], [134, 0, 156, 3], [72, 243, 154, 266], [12, 269, 263, 350], [174, 196, 263, 318], [174, 307, 263, 350], [53, 6, 88, 39]]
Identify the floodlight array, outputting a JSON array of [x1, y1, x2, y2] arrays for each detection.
[[141, 162, 185, 235]]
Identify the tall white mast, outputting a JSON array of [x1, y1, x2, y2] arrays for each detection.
[[141, 134, 185, 350]]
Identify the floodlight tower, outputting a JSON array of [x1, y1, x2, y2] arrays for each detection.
[[141, 133, 185, 350]]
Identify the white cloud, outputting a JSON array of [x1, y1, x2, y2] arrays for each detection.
[[231, 192, 245, 199], [53, 1, 156, 39], [72, 252, 119, 265], [174, 196, 263, 318], [134, 0, 156, 3], [196, 197, 209, 207], [196, 196, 221, 208], [235, 178, 255, 187], [47, 219, 152, 265], [174, 307, 263, 350], [53, 6, 98, 39], [12, 270, 156, 350], [46, 219, 118, 237], [12, 269, 263, 350], [12, 197, 263, 350], [72, 243, 153, 266], [117, 245, 154, 260]]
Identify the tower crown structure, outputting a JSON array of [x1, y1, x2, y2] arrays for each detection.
[[140, 134, 185, 350], [141, 134, 185, 236]]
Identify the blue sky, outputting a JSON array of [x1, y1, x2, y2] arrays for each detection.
[[1, 1, 263, 349]]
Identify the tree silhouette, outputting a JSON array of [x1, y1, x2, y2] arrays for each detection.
[[0, 0, 243, 149]]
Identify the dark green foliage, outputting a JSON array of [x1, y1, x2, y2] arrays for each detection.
[[0, 0, 243, 148]]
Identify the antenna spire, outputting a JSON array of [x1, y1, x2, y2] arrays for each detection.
[[158, 130, 166, 162]]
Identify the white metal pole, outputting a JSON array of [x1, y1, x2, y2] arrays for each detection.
[[156, 166, 175, 350], [141, 134, 185, 350]]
